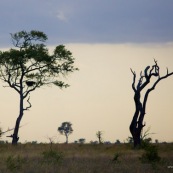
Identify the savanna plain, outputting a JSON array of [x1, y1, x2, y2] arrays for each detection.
[[0, 142, 173, 173]]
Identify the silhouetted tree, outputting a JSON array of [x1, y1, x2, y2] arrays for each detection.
[[0, 30, 78, 144], [130, 60, 173, 148], [96, 131, 103, 144], [58, 122, 73, 143]]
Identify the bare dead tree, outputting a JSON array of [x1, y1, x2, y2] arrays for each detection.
[[96, 131, 103, 144], [130, 59, 173, 148]]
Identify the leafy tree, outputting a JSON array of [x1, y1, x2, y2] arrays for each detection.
[[0, 30, 78, 144], [58, 122, 73, 143], [130, 60, 173, 148]]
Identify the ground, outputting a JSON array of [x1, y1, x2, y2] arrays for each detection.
[[0, 143, 172, 173]]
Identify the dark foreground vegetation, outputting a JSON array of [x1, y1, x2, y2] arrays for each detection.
[[0, 143, 172, 173]]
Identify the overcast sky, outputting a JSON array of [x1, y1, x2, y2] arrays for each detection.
[[0, 1, 173, 143], [0, 0, 173, 46]]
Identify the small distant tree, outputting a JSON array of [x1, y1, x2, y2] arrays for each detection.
[[78, 138, 85, 144], [58, 122, 73, 143], [96, 131, 103, 144], [115, 139, 121, 144]]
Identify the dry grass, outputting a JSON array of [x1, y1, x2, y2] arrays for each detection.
[[0, 143, 172, 173]]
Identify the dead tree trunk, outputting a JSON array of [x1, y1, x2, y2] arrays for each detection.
[[130, 60, 173, 148]]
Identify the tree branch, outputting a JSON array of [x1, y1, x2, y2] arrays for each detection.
[[143, 68, 173, 113], [0, 123, 28, 136], [23, 95, 32, 111], [130, 68, 136, 92]]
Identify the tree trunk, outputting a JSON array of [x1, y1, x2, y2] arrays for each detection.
[[134, 132, 141, 148], [12, 118, 21, 145], [65, 134, 68, 144], [129, 91, 145, 148], [130, 121, 143, 148], [12, 94, 24, 145], [98, 137, 101, 144]]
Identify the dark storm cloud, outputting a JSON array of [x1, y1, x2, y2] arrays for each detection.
[[0, 0, 173, 47]]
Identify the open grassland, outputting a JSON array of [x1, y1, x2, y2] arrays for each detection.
[[0, 143, 172, 173]]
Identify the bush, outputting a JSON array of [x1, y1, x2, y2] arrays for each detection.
[[140, 145, 161, 163], [42, 150, 63, 165], [111, 153, 121, 164], [141, 137, 152, 149], [6, 155, 25, 172], [78, 138, 86, 144]]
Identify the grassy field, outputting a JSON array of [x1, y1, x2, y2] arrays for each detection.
[[0, 143, 172, 173]]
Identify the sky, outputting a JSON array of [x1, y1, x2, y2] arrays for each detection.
[[0, 0, 173, 143]]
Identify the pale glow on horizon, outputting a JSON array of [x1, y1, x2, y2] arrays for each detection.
[[0, 43, 173, 143]]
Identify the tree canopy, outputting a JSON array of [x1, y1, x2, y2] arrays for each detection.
[[0, 30, 78, 92]]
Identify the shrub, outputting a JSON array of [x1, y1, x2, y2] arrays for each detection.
[[111, 153, 121, 164], [126, 136, 133, 143], [42, 150, 63, 165], [6, 155, 25, 172], [140, 145, 161, 163], [141, 137, 152, 149], [78, 138, 86, 144]]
